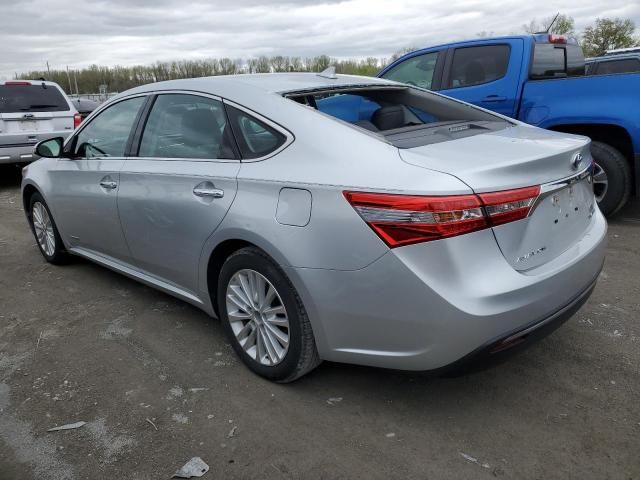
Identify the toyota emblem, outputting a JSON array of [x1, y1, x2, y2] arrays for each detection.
[[571, 153, 583, 170]]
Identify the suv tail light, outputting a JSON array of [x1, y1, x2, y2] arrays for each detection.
[[73, 113, 82, 129], [344, 186, 541, 248], [4, 81, 32, 86]]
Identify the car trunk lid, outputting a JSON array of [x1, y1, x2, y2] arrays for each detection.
[[399, 125, 596, 271]]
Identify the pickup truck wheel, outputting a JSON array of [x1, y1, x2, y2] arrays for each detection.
[[590, 141, 631, 217]]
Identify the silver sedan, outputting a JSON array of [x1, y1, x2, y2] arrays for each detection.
[[21, 73, 606, 382]]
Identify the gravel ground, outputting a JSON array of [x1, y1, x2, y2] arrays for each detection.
[[0, 164, 638, 479]]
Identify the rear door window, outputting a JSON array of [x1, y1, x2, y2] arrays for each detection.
[[530, 44, 585, 78], [448, 45, 510, 88], [139, 94, 236, 159], [597, 58, 640, 74], [380, 52, 439, 90], [0, 84, 70, 113], [72, 96, 145, 158], [226, 105, 286, 159]]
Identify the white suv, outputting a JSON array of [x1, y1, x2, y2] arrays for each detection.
[[0, 80, 80, 164]]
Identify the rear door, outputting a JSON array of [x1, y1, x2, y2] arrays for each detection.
[[117, 93, 240, 294], [439, 40, 524, 117], [50, 95, 146, 260], [0, 82, 75, 154]]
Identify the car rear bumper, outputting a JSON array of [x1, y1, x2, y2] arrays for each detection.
[[287, 207, 607, 371], [1, 131, 72, 164], [0, 143, 38, 164]]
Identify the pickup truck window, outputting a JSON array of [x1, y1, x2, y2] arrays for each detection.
[[531, 44, 584, 78], [448, 45, 510, 88], [597, 58, 640, 75], [379, 52, 439, 90]]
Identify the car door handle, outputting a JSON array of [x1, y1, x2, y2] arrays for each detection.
[[193, 182, 224, 199], [482, 95, 507, 102], [99, 176, 118, 190]]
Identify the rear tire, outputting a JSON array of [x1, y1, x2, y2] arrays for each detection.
[[28, 193, 69, 265], [217, 247, 321, 382], [590, 141, 631, 217]]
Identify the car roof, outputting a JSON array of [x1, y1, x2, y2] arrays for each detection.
[[119, 73, 397, 99], [0, 79, 63, 87]]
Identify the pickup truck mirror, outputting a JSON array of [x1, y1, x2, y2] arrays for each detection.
[[34, 137, 64, 158]]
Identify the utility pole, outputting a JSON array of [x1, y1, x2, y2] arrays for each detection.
[[73, 70, 79, 95], [46, 61, 51, 77], [65, 65, 72, 95]]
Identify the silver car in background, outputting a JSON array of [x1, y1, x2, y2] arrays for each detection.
[[1, 80, 80, 164], [21, 73, 606, 382]]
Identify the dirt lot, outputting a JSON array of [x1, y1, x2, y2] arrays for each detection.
[[0, 164, 638, 480]]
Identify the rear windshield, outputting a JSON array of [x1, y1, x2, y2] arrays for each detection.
[[286, 86, 511, 148], [0, 84, 70, 113], [530, 44, 585, 79]]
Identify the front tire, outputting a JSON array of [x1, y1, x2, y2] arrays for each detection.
[[217, 247, 320, 382], [590, 141, 631, 217], [28, 193, 68, 264]]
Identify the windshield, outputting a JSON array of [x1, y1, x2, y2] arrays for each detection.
[[286, 86, 511, 148], [0, 84, 70, 113]]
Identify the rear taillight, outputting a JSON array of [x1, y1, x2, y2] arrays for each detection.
[[4, 81, 31, 86], [479, 186, 540, 227], [344, 192, 487, 247], [344, 186, 540, 248], [73, 113, 82, 129]]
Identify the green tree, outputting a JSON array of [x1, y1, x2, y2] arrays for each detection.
[[581, 18, 638, 56]]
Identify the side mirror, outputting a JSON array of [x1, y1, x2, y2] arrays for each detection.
[[34, 137, 64, 158]]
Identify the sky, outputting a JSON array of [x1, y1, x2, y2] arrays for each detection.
[[1, 0, 639, 80]]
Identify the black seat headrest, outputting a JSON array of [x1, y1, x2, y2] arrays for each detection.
[[371, 105, 410, 131]]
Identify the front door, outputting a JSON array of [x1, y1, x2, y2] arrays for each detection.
[[50, 96, 146, 261]]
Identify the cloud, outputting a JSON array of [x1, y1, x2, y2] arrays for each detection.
[[1, 0, 639, 79]]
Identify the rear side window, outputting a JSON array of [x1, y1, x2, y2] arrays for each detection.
[[227, 106, 286, 159], [139, 94, 236, 159], [448, 45, 510, 88], [73, 96, 145, 158], [0, 84, 70, 113], [597, 58, 640, 74], [531, 44, 585, 78], [380, 52, 439, 90]]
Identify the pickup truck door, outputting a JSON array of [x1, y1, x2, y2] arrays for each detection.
[[439, 39, 524, 117]]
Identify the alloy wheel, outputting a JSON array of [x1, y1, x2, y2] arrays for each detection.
[[32, 202, 56, 257], [593, 162, 608, 204], [225, 269, 290, 366]]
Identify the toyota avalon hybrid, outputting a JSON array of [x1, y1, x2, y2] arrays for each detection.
[[21, 72, 606, 382]]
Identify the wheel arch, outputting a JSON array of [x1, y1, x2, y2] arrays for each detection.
[[201, 232, 329, 357], [547, 123, 636, 194]]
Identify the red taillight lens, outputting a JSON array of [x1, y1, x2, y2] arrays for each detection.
[[73, 113, 82, 129], [479, 186, 540, 227], [4, 81, 32, 86], [344, 191, 487, 247], [344, 186, 541, 248]]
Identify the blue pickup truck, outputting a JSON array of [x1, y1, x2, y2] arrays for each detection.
[[357, 34, 638, 216]]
